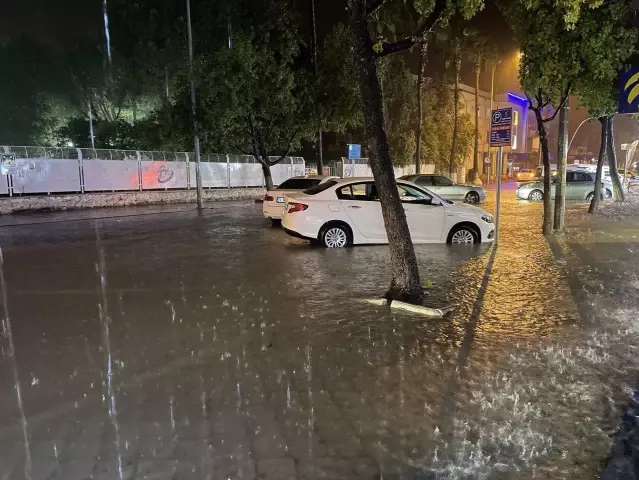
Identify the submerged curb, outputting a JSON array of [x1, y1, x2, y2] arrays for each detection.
[[359, 298, 454, 318], [390, 300, 452, 318]]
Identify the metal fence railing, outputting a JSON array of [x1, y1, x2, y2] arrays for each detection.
[[0, 146, 305, 196]]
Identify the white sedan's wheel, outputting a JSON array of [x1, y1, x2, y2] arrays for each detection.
[[322, 226, 348, 248], [450, 228, 477, 244]]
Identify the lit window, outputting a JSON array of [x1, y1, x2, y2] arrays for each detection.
[[513, 110, 519, 126]]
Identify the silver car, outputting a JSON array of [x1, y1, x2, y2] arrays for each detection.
[[516, 170, 603, 201], [399, 174, 486, 204]]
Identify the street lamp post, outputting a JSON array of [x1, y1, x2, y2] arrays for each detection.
[[568, 117, 593, 152], [186, 0, 204, 210]]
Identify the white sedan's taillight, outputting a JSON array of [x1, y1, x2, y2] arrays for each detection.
[[287, 202, 308, 213]]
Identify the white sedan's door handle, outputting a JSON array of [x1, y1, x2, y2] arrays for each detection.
[[348, 205, 362, 209]]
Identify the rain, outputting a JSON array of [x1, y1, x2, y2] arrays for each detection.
[[0, 195, 635, 479]]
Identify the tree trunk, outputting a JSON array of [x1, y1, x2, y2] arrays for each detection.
[[260, 160, 274, 191], [255, 137, 275, 191], [589, 117, 608, 214], [448, 52, 461, 180], [553, 104, 569, 230], [534, 107, 553, 235], [415, 39, 429, 175], [347, 0, 423, 304], [607, 116, 625, 202], [472, 61, 480, 183]]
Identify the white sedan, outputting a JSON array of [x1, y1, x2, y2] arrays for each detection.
[[281, 178, 495, 247], [262, 175, 339, 224]]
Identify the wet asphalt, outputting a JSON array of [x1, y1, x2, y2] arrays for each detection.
[[0, 189, 637, 479]]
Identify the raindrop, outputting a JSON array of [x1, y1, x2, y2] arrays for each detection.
[[102, 0, 112, 69], [167, 300, 176, 324], [170, 396, 176, 431]]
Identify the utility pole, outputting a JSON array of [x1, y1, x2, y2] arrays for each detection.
[[415, 38, 429, 175], [311, 0, 323, 175], [186, 0, 203, 210], [554, 103, 569, 230]]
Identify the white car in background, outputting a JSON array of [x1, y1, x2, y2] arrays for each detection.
[[281, 178, 495, 248], [263, 175, 339, 224]]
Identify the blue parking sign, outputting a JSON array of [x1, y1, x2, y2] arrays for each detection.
[[348, 144, 361, 159], [490, 108, 513, 147]]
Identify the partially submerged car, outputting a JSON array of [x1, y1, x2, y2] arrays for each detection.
[[399, 174, 486, 204], [262, 175, 339, 224]]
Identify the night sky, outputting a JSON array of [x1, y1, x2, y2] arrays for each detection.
[[0, 0, 510, 50], [0, 0, 345, 49], [0, 0, 100, 49]]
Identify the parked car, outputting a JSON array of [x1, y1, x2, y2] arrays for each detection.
[[399, 174, 486, 204], [516, 168, 535, 182], [533, 164, 558, 180], [281, 178, 495, 248], [567, 165, 628, 198], [516, 170, 604, 201], [263, 175, 339, 224]]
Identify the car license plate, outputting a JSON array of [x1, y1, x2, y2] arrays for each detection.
[[276, 197, 285, 203]]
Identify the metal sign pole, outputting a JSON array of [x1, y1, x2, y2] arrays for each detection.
[[495, 146, 503, 245], [490, 107, 512, 247]]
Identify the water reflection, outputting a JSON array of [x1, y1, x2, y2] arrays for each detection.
[[0, 245, 32, 479], [0, 199, 635, 478], [96, 224, 124, 480]]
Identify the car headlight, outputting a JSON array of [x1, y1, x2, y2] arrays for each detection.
[[481, 214, 494, 223]]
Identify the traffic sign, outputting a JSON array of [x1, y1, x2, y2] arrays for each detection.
[[0, 153, 16, 175], [490, 108, 513, 147], [619, 67, 639, 114], [347, 144, 361, 159]]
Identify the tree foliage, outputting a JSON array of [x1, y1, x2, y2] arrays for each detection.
[[315, 24, 363, 136], [521, 0, 604, 26], [0, 40, 68, 145], [573, 1, 637, 118], [379, 57, 416, 167], [419, 79, 474, 173]]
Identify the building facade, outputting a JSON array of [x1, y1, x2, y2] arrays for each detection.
[[456, 84, 531, 181]]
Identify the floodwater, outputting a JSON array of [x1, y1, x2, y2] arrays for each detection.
[[0, 193, 637, 479]]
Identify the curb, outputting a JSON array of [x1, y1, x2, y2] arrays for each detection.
[[360, 298, 454, 318]]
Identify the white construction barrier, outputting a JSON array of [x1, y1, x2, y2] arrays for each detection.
[[0, 147, 306, 196]]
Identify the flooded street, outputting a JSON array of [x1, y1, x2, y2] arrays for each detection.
[[0, 193, 637, 479]]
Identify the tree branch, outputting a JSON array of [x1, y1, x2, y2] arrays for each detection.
[[374, 0, 445, 58], [366, 0, 387, 16], [268, 128, 300, 166], [233, 143, 253, 157], [525, 94, 536, 111], [542, 84, 572, 123]]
